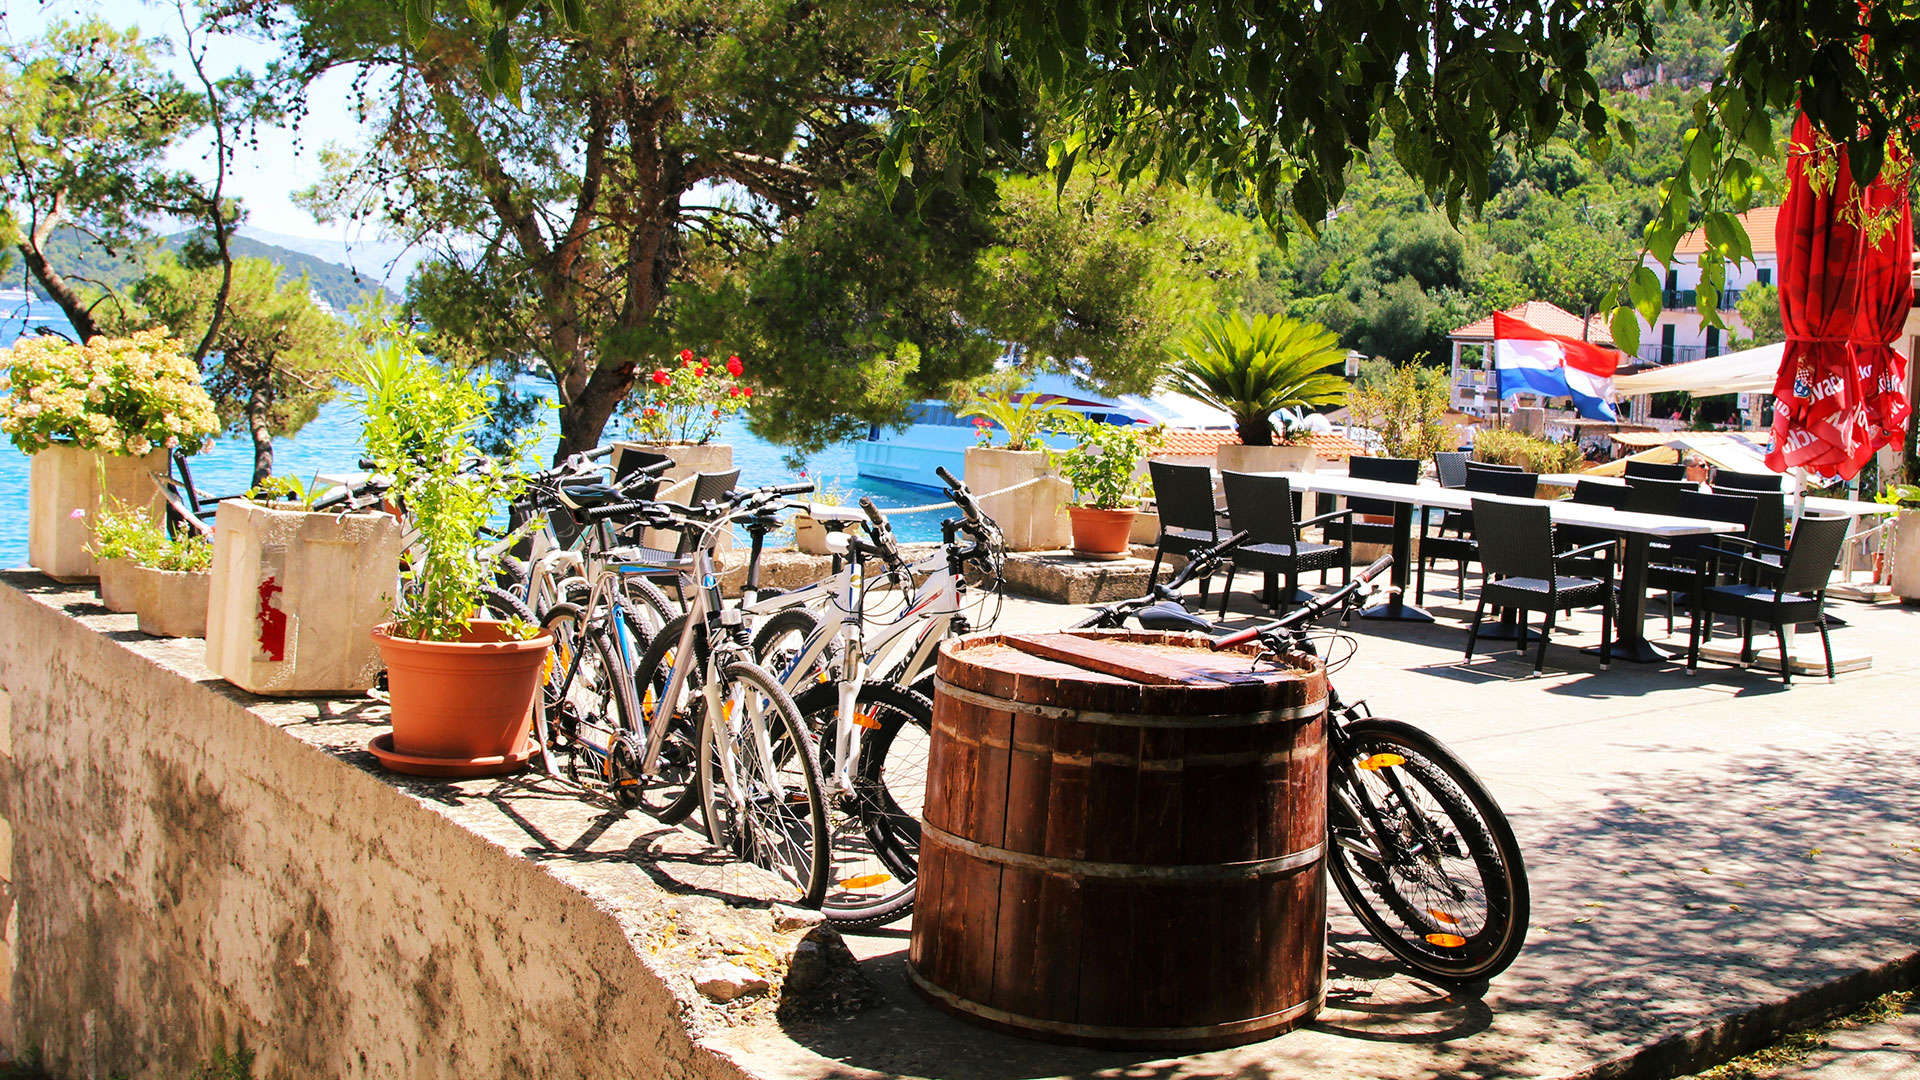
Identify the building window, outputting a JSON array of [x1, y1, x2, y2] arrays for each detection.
[[1705, 326, 1720, 355], [1661, 323, 1676, 364], [1757, 268, 1772, 286]]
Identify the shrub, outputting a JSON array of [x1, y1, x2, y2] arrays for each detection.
[[1347, 360, 1450, 460], [1473, 429, 1586, 473], [624, 348, 753, 445], [1048, 413, 1159, 509], [1165, 311, 1349, 446], [0, 329, 219, 455], [958, 391, 1074, 451]]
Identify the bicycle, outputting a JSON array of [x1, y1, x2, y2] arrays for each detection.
[[1072, 543, 1531, 984], [747, 481, 1004, 928]]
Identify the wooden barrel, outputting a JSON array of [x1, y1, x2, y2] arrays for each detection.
[[908, 631, 1329, 1050]]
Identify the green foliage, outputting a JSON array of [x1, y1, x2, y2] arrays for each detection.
[[136, 253, 351, 484], [246, 474, 330, 511], [88, 500, 211, 570], [1473, 429, 1586, 474], [1165, 312, 1349, 446], [1876, 483, 1920, 509], [1047, 413, 1156, 509], [1732, 282, 1784, 348], [1348, 361, 1452, 462], [350, 325, 526, 642], [957, 391, 1074, 451]]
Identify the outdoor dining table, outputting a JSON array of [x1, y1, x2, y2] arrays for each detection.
[[1262, 471, 1746, 663], [1534, 474, 1903, 520]]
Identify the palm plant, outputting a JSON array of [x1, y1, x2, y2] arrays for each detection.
[[956, 391, 1074, 451], [1166, 312, 1350, 446]]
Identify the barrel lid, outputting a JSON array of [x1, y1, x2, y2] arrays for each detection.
[[938, 631, 1324, 717]]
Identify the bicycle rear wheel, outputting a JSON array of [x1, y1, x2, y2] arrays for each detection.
[[534, 603, 647, 804], [627, 615, 709, 823], [698, 661, 829, 906], [792, 681, 929, 930], [1327, 718, 1530, 984]]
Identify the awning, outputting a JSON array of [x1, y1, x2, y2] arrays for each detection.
[[1612, 342, 1785, 397]]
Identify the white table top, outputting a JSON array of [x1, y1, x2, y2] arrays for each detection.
[[1535, 473, 1899, 517], [1264, 472, 1745, 538]]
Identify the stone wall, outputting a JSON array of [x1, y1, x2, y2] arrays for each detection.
[[0, 574, 851, 1080]]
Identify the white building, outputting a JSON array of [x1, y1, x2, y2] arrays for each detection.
[[1641, 205, 1780, 367]]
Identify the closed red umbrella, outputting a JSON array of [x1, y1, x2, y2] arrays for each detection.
[[1848, 148, 1913, 470], [1768, 112, 1873, 478]]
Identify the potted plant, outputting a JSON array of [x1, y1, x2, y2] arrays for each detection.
[[620, 348, 751, 482], [89, 499, 168, 613], [1880, 483, 1920, 602], [1165, 311, 1349, 475], [130, 530, 215, 638], [204, 471, 405, 696], [1049, 413, 1160, 560], [2, 329, 220, 581], [353, 327, 548, 778], [958, 390, 1075, 551]]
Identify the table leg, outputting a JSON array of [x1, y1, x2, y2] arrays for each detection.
[[1586, 533, 1673, 663], [1361, 502, 1434, 622]]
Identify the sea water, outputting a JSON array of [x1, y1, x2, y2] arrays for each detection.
[[0, 298, 947, 567]]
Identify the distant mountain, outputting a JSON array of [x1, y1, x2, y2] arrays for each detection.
[[22, 227, 401, 315], [236, 226, 424, 292]]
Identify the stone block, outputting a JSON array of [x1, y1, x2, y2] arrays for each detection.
[[27, 447, 164, 582], [966, 447, 1069, 552], [134, 567, 210, 639], [1001, 550, 1160, 604]]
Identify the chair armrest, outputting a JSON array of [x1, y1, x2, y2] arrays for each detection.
[[1717, 535, 1787, 556], [1698, 546, 1781, 578], [1556, 540, 1614, 563], [1299, 508, 1355, 529]]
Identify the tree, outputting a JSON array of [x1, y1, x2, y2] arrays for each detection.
[[1520, 218, 1640, 326], [0, 20, 201, 343], [1732, 282, 1784, 347], [1165, 312, 1349, 446], [136, 252, 350, 483], [276, 0, 939, 460]]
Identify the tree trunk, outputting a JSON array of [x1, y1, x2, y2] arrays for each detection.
[[1236, 415, 1274, 446], [17, 239, 99, 344], [555, 362, 638, 462], [247, 393, 274, 487]]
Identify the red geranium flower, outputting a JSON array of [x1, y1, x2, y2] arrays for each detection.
[[695, 362, 708, 376], [651, 369, 669, 385], [726, 355, 744, 377], [679, 348, 694, 363], [711, 408, 721, 417], [642, 407, 656, 417], [743, 386, 753, 397]]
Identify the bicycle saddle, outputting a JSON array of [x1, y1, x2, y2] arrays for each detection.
[[554, 481, 623, 510], [803, 503, 866, 525], [1133, 600, 1224, 635]]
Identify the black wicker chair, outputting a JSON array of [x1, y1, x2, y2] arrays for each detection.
[[1624, 460, 1687, 482], [1148, 460, 1225, 600], [1418, 467, 1540, 602], [1218, 470, 1351, 616], [1644, 490, 1757, 634], [1464, 497, 1615, 675], [1687, 514, 1850, 685], [625, 467, 741, 604], [1710, 469, 1785, 493], [1337, 455, 1420, 553], [1434, 451, 1471, 489], [1711, 485, 1787, 552]]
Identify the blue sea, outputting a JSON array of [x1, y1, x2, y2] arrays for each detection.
[[0, 296, 949, 567]]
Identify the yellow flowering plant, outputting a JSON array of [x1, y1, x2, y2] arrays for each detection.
[[0, 329, 220, 456]]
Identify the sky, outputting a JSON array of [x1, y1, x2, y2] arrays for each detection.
[[3, 0, 385, 248]]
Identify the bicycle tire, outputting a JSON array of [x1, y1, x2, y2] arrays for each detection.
[[627, 614, 710, 823], [534, 603, 648, 806], [479, 584, 536, 625], [790, 680, 929, 930], [1327, 718, 1530, 984], [698, 661, 830, 906], [752, 607, 837, 692]]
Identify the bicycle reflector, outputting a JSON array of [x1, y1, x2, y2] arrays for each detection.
[[853, 711, 881, 730], [838, 873, 892, 890], [1359, 753, 1407, 771], [1425, 933, 1468, 948], [1428, 908, 1461, 925]]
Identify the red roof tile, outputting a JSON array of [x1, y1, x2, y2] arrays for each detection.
[[1449, 301, 1613, 345], [1674, 205, 1780, 256]]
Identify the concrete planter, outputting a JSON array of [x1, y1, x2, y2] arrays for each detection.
[[1216, 443, 1318, 475], [1892, 511, 1920, 602], [133, 566, 211, 638], [205, 499, 404, 696], [27, 446, 166, 582], [965, 446, 1070, 552], [792, 513, 860, 555], [97, 558, 146, 614]]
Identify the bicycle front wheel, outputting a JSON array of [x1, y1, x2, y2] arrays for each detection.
[[698, 662, 830, 906], [1327, 718, 1530, 984]]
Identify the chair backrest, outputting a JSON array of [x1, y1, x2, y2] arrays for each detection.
[[1220, 470, 1297, 544], [1779, 514, 1850, 594], [1434, 451, 1470, 489], [1624, 459, 1687, 482], [1346, 456, 1418, 516], [674, 468, 744, 556], [1465, 459, 1525, 475], [612, 446, 673, 498], [1471, 498, 1557, 580], [1570, 479, 1630, 509], [1724, 488, 1787, 549], [1149, 460, 1218, 534], [1623, 476, 1691, 516], [1712, 469, 1785, 493], [1668, 490, 1756, 560], [1465, 468, 1540, 499]]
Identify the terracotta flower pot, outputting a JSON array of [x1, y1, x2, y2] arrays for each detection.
[[1069, 506, 1139, 560], [371, 620, 552, 778]]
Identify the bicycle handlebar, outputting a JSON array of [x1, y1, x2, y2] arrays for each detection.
[[1164, 530, 1249, 591], [1210, 555, 1394, 650], [580, 500, 667, 525]]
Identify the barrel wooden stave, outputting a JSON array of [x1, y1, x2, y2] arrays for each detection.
[[910, 631, 1329, 1048]]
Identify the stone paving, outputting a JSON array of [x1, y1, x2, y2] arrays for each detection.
[[1765, 1010, 1919, 1079], [712, 576, 1920, 1080]]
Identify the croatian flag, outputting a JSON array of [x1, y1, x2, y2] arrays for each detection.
[[1492, 312, 1621, 422]]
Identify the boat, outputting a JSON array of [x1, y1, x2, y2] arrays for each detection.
[[853, 371, 1230, 492]]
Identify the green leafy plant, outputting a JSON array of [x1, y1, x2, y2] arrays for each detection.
[[246, 474, 331, 511], [0, 329, 220, 456], [623, 349, 753, 445], [958, 391, 1074, 451], [1165, 312, 1350, 446], [1047, 414, 1159, 509], [1347, 360, 1452, 461], [350, 324, 528, 642], [1877, 483, 1920, 508], [1474, 430, 1586, 474], [87, 499, 211, 571]]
